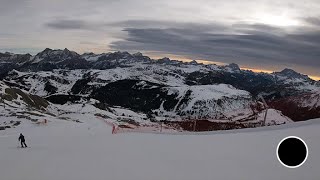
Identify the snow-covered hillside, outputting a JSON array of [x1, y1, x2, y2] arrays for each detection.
[[157, 84, 252, 118], [0, 115, 319, 180], [3, 66, 257, 121]]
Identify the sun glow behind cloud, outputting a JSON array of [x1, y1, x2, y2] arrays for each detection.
[[251, 13, 300, 27]]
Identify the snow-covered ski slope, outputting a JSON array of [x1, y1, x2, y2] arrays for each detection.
[[0, 116, 319, 180]]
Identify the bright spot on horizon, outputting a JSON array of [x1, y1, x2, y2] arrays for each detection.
[[252, 13, 300, 27]]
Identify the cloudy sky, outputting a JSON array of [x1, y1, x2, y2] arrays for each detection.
[[1, 0, 320, 79]]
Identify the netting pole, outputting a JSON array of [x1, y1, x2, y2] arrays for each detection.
[[112, 124, 115, 134], [263, 109, 268, 126], [160, 122, 163, 133], [193, 120, 197, 132]]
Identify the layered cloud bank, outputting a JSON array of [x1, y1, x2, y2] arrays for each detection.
[[0, 0, 319, 77]]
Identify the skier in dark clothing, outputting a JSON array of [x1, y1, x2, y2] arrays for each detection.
[[18, 133, 27, 148]]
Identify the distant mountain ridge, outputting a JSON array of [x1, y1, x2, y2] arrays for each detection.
[[0, 48, 317, 80], [1, 48, 319, 121]]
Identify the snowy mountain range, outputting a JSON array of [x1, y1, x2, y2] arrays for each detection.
[[1, 48, 320, 131]]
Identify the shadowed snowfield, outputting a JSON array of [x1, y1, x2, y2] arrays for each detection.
[[1, 116, 320, 180]]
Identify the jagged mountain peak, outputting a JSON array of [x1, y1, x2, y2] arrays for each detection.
[[275, 68, 309, 80], [82, 52, 96, 56], [99, 51, 133, 60], [0, 52, 13, 58], [0, 52, 32, 69], [38, 48, 77, 55], [155, 57, 185, 65], [112, 51, 131, 56], [228, 63, 240, 70], [3, 52, 14, 56], [189, 60, 198, 65], [34, 48, 80, 61], [14, 48, 89, 71], [43, 47, 53, 52], [222, 63, 241, 72], [158, 57, 171, 61], [133, 52, 143, 57], [0, 52, 31, 58], [82, 51, 143, 57], [281, 68, 298, 74]]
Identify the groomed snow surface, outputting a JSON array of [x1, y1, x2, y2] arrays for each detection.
[[1, 116, 320, 180]]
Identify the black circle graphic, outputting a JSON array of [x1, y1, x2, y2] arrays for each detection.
[[277, 136, 308, 168]]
